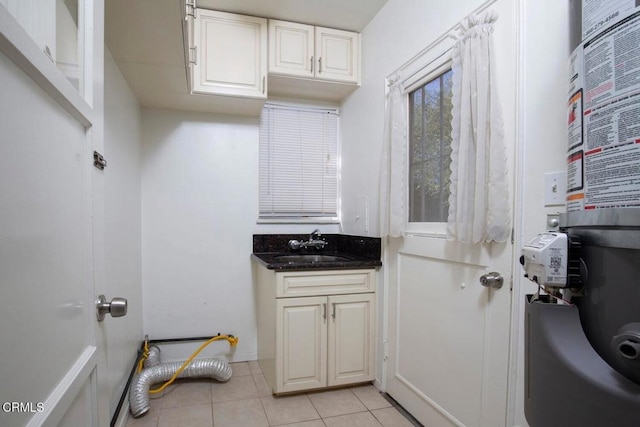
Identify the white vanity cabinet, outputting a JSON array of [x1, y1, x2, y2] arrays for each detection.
[[255, 266, 376, 394], [268, 20, 360, 85], [191, 9, 267, 99]]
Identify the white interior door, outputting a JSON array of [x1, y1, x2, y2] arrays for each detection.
[[385, 236, 513, 427], [0, 48, 107, 426]]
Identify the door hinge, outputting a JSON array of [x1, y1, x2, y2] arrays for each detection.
[[510, 227, 514, 244], [185, 0, 196, 19], [189, 46, 197, 65], [383, 340, 389, 361], [93, 151, 107, 170]]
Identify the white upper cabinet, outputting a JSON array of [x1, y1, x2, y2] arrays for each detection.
[[269, 20, 315, 78], [183, 9, 360, 106], [192, 9, 267, 99], [269, 19, 360, 85], [315, 27, 359, 84]]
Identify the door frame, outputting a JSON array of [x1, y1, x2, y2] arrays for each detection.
[[504, 0, 527, 424]]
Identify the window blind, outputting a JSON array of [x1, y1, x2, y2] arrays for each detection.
[[259, 104, 339, 219]]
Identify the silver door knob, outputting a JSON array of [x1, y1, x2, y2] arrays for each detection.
[[96, 295, 128, 321], [479, 272, 504, 289]]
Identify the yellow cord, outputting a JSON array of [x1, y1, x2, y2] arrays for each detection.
[[136, 339, 150, 374], [138, 335, 238, 394]]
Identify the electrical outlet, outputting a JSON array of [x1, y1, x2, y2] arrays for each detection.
[[544, 172, 566, 206]]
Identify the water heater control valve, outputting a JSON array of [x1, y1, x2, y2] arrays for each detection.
[[520, 232, 582, 288]]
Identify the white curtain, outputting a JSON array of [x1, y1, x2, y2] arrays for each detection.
[[379, 77, 407, 238], [448, 12, 510, 243]]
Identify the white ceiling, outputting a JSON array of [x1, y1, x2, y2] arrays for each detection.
[[105, 0, 389, 114]]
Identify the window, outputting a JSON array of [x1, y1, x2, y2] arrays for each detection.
[[408, 69, 453, 223], [259, 103, 339, 222], [1, 0, 84, 92], [0, 0, 92, 125]]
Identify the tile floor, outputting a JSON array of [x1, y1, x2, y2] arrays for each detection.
[[126, 361, 417, 427]]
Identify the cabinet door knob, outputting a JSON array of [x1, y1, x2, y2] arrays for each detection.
[[310, 56, 314, 74], [331, 302, 336, 319], [323, 303, 327, 320]]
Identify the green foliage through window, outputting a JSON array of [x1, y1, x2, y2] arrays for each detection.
[[408, 69, 453, 223]]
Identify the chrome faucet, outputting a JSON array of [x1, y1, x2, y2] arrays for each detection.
[[288, 228, 327, 250]]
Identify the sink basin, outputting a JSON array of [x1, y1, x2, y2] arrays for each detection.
[[274, 254, 352, 263]]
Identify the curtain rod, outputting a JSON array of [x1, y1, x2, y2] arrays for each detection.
[[388, 0, 498, 84]]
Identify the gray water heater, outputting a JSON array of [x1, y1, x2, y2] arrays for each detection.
[[523, 1, 640, 426]]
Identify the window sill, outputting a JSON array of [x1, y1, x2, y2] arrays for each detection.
[[404, 230, 448, 239], [405, 222, 448, 238]]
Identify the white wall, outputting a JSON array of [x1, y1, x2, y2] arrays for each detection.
[[103, 48, 143, 416], [139, 104, 343, 362], [141, 109, 261, 362], [511, 2, 570, 426]]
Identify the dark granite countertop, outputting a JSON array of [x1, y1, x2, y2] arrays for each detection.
[[252, 233, 382, 271]]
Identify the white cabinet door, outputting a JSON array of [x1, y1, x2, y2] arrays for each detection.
[[269, 19, 314, 78], [268, 20, 360, 85], [315, 27, 359, 84], [277, 296, 327, 393], [193, 9, 267, 98], [328, 293, 375, 387]]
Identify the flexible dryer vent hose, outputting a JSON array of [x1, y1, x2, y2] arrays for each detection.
[[144, 345, 161, 369], [129, 358, 232, 418]]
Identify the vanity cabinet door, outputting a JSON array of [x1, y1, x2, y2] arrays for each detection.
[[328, 293, 375, 386], [276, 296, 328, 393]]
